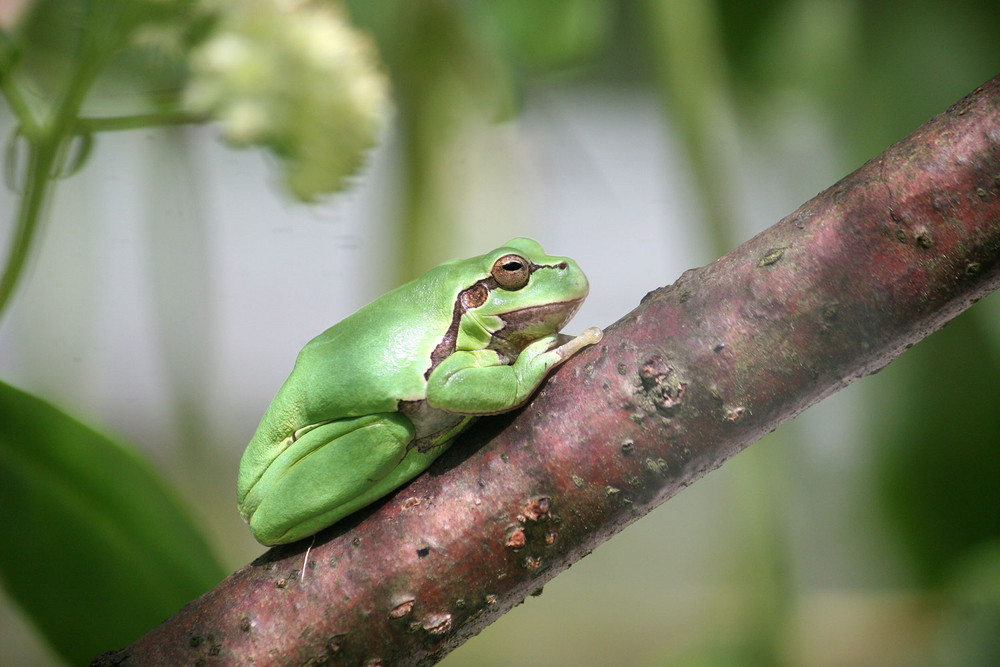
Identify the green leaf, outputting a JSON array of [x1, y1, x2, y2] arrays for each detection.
[[0, 380, 225, 665]]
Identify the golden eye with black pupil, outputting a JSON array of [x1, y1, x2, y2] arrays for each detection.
[[491, 254, 531, 290]]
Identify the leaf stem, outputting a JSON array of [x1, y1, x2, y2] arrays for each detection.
[[0, 3, 125, 323], [75, 110, 206, 134], [0, 32, 38, 135], [0, 75, 40, 138], [0, 138, 58, 320]]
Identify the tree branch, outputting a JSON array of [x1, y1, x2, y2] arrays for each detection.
[[94, 74, 1000, 666]]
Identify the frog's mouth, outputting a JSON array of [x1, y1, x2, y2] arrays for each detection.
[[492, 296, 585, 347]]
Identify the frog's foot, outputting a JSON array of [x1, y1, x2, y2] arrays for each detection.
[[551, 326, 603, 361]]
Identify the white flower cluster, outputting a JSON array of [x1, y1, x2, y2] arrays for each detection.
[[185, 0, 388, 200]]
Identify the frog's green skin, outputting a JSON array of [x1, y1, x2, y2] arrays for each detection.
[[237, 238, 602, 545]]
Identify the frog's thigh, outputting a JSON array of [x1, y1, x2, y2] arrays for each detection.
[[250, 413, 414, 545], [321, 438, 454, 529]]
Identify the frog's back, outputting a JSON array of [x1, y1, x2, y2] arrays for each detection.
[[247, 273, 458, 449]]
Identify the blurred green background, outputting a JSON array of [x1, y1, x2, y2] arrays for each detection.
[[1, 0, 999, 665]]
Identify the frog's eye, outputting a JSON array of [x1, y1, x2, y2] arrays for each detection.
[[491, 254, 531, 290]]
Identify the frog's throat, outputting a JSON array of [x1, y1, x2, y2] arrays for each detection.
[[488, 296, 586, 351], [500, 296, 583, 330]]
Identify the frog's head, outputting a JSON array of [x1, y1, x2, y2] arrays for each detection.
[[452, 237, 590, 359]]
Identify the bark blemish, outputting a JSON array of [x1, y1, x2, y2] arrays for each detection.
[[757, 247, 786, 267], [644, 457, 668, 476], [639, 356, 687, 415], [421, 613, 452, 635], [388, 598, 415, 620], [504, 526, 526, 550], [522, 497, 550, 521], [723, 405, 747, 422]]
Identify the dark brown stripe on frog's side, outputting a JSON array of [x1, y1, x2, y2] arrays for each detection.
[[425, 276, 497, 378]]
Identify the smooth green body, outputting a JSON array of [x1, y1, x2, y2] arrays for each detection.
[[237, 238, 602, 545]]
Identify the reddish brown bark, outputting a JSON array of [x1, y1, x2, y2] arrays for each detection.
[[94, 75, 1000, 666]]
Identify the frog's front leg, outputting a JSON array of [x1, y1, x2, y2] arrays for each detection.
[[427, 327, 603, 415], [239, 413, 416, 545], [550, 327, 604, 359]]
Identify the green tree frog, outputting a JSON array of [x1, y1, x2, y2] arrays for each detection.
[[237, 238, 603, 545]]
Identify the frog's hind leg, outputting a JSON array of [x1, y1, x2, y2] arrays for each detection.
[[244, 413, 415, 545], [322, 437, 456, 529]]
